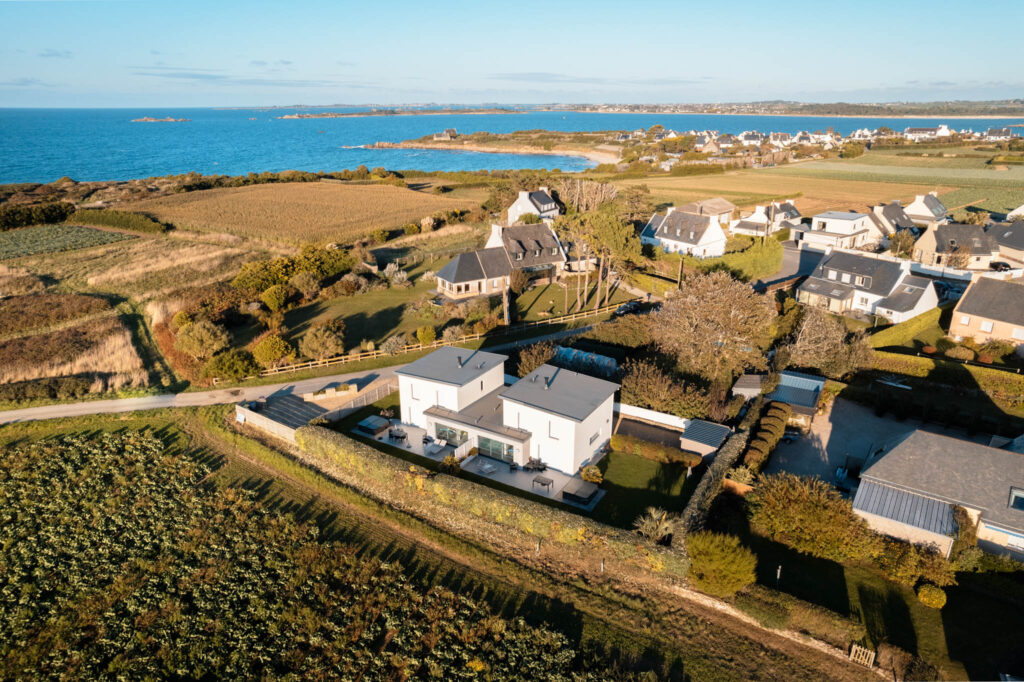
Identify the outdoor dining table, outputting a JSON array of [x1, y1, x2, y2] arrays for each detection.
[[532, 475, 553, 492]]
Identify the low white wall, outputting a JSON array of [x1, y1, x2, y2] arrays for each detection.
[[615, 403, 688, 431], [235, 404, 297, 443]]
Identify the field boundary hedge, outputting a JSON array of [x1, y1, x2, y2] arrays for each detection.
[[868, 303, 952, 349], [69, 209, 170, 234], [293, 425, 691, 582]]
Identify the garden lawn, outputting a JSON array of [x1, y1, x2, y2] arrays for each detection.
[[515, 282, 634, 321], [591, 450, 703, 529]]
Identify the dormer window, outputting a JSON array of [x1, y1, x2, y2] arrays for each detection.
[[855, 275, 866, 286], [534, 249, 540, 257], [841, 273, 851, 283], [827, 270, 837, 280], [1011, 489, 1024, 511], [515, 252, 523, 261]]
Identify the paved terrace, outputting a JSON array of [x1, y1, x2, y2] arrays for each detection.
[[460, 454, 605, 512]]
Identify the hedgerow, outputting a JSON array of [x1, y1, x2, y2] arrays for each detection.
[[69, 208, 169, 233]]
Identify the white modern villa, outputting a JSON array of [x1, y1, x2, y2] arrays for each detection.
[[396, 346, 618, 474]]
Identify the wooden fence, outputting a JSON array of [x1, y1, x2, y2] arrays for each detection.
[[256, 299, 635, 378]]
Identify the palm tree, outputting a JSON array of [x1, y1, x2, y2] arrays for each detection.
[[633, 507, 682, 544]]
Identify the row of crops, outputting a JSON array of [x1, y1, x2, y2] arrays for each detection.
[[0, 223, 134, 260], [0, 431, 582, 679]]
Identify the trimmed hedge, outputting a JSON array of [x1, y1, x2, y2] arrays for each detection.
[[742, 402, 791, 471], [916, 583, 947, 609], [868, 304, 950, 349], [0, 202, 74, 231], [609, 433, 702, 467], [69, 209, 169, 234], [0, 375, 94, 402], [294, 426, 690, 580]]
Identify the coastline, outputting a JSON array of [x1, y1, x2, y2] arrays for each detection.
[[277, 108, 521, 119], [537, 109, 1024, 120], [368, 141, 617, 165]]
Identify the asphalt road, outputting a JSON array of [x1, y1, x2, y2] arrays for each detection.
[[0, 326, 594, 426], [753, 242, 825, 290]]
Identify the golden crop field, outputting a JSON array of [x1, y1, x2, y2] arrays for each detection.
[[124, 182, 480, 244], [614, 166, 953, 215]]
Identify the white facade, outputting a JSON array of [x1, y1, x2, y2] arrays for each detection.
[[507, 187, 560, 224], [796, 211, 882, 249], [503, 394, 614, 473], [398, 362, 504, 427], [659, 221, 727, 258]]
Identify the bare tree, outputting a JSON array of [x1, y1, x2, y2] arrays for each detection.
[[946, 245, 971, 270], [557, 178, 618, 212], [790, 307, 870, 379], [650, 271, 776, 382]]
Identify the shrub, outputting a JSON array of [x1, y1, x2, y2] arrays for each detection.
[[201, 349, 259, 380], [441, 325, 464, 343], [170, 310, 193, 332], [403, 223, 420, 235], [0, 375, 93, 402], [686, 531, 757, 597], [175, 320, 230, 360], [260, 284, 292, 312], [944, 345, 975, 361], [980, 339, 1015, 360], [289, 271, 321, 300], [977, 353, 993, 364], [252, 333, 295, 367], [299, 320, 345, 360], [519, 213, 542, 224], [371, 228, 388, 243], [876, 538, 955, 587], [633, 507, 682, 544], [921, 345, 936, 355], [416, 325, 436, 346], [0, 201, 75, 231], [517, 341, 556, 377], [609, 433, 702, 467], [727, 465, 756, 485], [916, 583, 947, 609], [580, 465, 603, 484], [439, 454, 460, 474], [747, 473, 881, 562], [381, 334, 407, 356]]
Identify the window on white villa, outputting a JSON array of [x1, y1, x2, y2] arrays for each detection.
[[589, 430, 601, 445], [1011, 489, 1024, 512], [410, 383, 418, 400], [859, 297, 869, 306], [981, 321, 994, 333], [548, 421, 558, 440], [960, 315, 971, 325], [1013, 328, 1024, 341]]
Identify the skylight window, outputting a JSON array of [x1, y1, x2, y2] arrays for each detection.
[[1011, 489, 1024, 512]]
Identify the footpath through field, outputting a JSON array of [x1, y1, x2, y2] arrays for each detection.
[[0, 326, 592, 425]]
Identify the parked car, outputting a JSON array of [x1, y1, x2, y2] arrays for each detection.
[[612, 301, 642, 318], [991, 261, 1012, 272], [781, 428, 801, 444]]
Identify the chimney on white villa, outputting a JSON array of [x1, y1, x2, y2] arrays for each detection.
[[487, 223, 505, 248], [518, 190, 529, 201], [666, 206, 676, 215], [539, 186, 549, 194], [456, 355, 464, 368]]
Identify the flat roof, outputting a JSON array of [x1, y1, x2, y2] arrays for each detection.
[[500, 364, 619, 422], [395, 346, 507, 386], [815, 211, 867, 221], [680, 419, 732, 449], [424, 385, 531, 442]]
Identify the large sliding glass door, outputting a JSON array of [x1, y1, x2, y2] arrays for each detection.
[[477, 435, 515, 463], [434, 423, 468, 445]]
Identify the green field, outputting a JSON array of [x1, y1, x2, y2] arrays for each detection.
[[0, 223, 135, 260]]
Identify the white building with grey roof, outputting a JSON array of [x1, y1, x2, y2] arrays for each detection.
[[796, 251, 939, 323], [396, 348, 618, 474], [792, 211, 885, 250], [641, 206, 728, 258], [506, 186, 561, 224], [853, 430, 1024, 558]]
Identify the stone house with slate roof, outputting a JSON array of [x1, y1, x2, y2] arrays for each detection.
[[990, 220, 1024, 265], [397, 347, 618, 474], [949, 276, 1024, 349], [796, 251, 938, 323], [868, 201, 918, 239], [913, 223, 999, 270], [434, 223, 567, 300], [853, 430, 1024, 558], [641, 206, 728, 258], [730, 200, 801, 237]]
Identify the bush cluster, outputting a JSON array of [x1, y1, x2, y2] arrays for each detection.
[[609, 433, 702, 468], [0, 375, 94, 402], [231, 245, 355, 292], [0, 201, 74, 231], [742, 402, 792, 471], [686, 531, 756, 598], [69, 209, 168, 234], [916, 583, 947, 609]]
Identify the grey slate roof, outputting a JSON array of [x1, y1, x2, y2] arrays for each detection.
[[679, 197, 736, 216], [767, 371, 825, 413], [911, 194, 947, 219], [932, 223, 997, 255], [872, 201, 916, 233], [528, 190, 557, 213], [435, 247, 511, 284], [877, 275, 932, 312], [502, 224, 564, 269], [853, 480, 956, 536], [646, 210, 715, 245], [799, 251, 905, 298], [733, 374, 764, 391], [860, 430, 1024, 534], [500, 363, 618, 422], [680, 419, 732, 449], [955, 277, 1024, 327], [991, 221, 1024, 252], [776, 202, 801, 220], [396, 346, 507, 386]]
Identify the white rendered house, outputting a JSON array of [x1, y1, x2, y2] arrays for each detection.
[[395, 347, 618, 474], [792, 211, 884, 250], [641, 207, 727, 258], [506, 186, 561, 224]]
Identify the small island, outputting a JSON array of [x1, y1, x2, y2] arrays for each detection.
[[131, 116, 191, 123]]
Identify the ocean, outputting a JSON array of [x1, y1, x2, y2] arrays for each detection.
[[2, 107, 1022, 184]]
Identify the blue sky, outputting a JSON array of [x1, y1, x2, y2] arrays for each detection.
[[1, 0, 1021, 107]]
